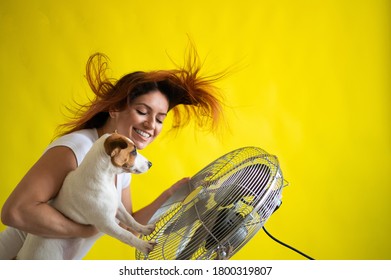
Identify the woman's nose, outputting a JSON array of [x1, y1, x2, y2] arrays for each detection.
[[143, 118, 155, 129]]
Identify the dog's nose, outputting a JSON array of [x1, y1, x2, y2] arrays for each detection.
[[148, 161, 152, 168]]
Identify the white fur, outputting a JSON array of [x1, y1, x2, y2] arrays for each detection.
[[16, 133, 155, 259]]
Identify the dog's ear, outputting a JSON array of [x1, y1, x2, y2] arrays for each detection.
[[104, 137, 128, 157]]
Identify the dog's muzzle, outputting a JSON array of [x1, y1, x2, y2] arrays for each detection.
[[128, 154, 152, 174]]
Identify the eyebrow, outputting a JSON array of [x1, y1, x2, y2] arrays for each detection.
[[134, 102, 167, 116]]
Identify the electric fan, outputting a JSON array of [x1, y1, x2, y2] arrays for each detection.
[[136, 146, 287, 260]]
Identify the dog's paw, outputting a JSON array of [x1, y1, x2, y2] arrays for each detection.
[[138, 239, 157, 256], [140, 223, 156, 236]]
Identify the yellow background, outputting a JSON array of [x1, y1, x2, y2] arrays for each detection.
[[0, 0, 390, 260]]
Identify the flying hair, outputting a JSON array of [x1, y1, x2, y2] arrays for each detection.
[[55, 44, 228, 138]]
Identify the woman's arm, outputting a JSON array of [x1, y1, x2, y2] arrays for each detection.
[[129, 177, 190, 225], [1, 146, 97, 238]]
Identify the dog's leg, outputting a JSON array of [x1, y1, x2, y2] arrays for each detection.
[[96, 219, 156, 255], [116, 202, 155, 236]]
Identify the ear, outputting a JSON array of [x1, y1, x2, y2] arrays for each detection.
[[109, 106, 121, 119], [104, 137, 128, 157]]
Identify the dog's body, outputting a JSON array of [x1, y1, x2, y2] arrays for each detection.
[[16, 132, 156, 259]]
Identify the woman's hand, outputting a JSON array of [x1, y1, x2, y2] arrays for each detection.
[[165, 177, 190, 197]]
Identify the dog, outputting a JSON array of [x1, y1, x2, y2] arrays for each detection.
[[16, 132, 156, 259]]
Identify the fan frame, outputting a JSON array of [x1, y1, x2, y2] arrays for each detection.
[[136, 146, 287, 260]]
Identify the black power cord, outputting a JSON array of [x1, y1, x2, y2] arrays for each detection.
[[262, 226, 315, 260]]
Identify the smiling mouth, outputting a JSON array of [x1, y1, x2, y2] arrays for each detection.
[[134, 128, 152, 139]]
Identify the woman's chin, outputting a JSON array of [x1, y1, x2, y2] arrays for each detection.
[[130, 131, 154, 149], [133, 138, 150, 150]]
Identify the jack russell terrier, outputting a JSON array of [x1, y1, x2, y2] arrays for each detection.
[[16, 132, 156, 259]]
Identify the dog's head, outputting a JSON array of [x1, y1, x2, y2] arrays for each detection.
[[104, 133, 152, 174]]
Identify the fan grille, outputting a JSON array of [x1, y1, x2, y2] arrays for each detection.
[[136, 147, 286, 260]]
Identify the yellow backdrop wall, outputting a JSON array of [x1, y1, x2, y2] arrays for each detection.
[[0, 0, 390, 260]]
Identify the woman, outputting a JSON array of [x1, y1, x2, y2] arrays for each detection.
[[0, 50, 225, 259]]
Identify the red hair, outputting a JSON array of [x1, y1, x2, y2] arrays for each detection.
[[56, 47, 226, 137]]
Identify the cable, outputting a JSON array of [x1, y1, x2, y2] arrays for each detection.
[[262, 226, 315, 260]]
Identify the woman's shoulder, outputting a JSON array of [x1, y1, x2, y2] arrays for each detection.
[[55, 129, 98, 143], [45, 129, 99, 165]]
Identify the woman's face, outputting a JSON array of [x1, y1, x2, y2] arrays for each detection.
[[110, 90, 169, 149]]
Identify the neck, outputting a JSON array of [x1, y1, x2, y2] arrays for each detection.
[[97, 121, 117, 138]]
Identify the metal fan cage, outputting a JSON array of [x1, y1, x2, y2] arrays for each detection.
[[136, 146, 286, 260]]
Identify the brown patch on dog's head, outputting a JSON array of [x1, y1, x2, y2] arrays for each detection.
[[104, 133, 137, 171]]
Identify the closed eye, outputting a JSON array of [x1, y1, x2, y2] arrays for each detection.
[[136, 109, 147, 116]]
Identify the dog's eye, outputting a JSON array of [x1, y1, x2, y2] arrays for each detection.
[[131, 149, 137, 156]]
